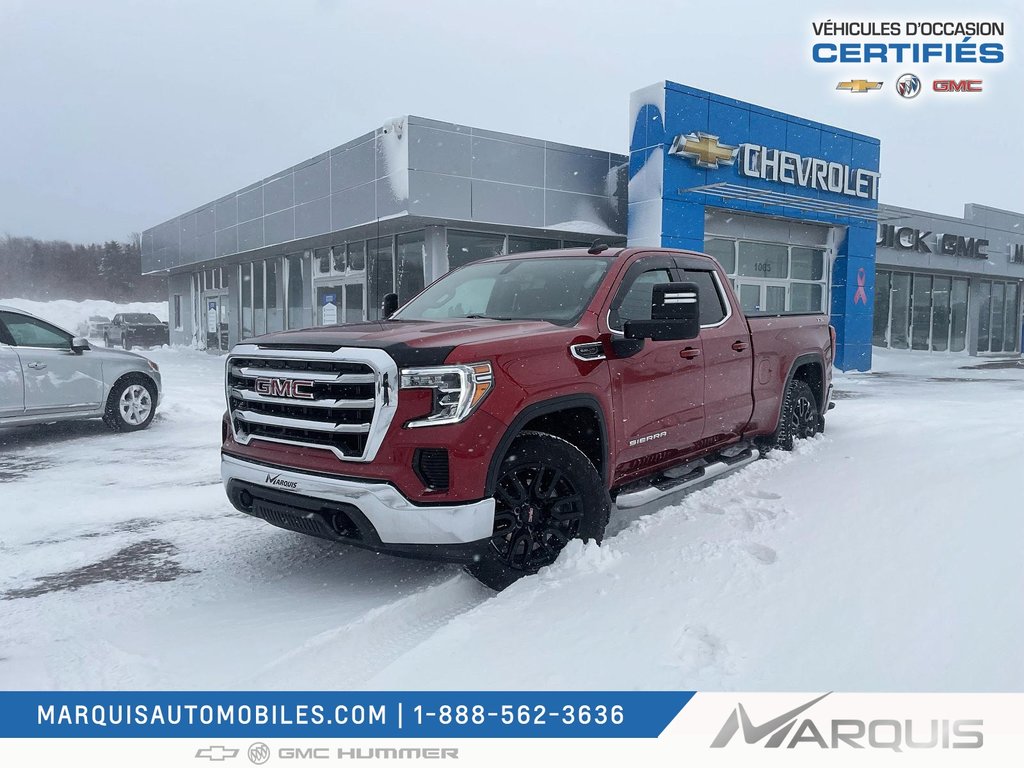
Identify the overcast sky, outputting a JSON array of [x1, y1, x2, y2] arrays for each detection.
[[0, 0, 1020, 243]]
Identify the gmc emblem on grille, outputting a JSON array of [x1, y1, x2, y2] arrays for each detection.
[[254, 377, 316, 400]]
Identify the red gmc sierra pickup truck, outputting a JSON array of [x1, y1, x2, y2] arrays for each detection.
[[221, 245, 834, 589]]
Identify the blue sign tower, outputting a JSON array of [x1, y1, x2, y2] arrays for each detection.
[[628, 80, 881, 371]]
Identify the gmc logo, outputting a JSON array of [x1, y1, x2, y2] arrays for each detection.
[[933, 79, 982, 93], [254, 377, 316, 400]]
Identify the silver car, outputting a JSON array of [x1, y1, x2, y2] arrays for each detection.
[[0, 305, 162, 432]]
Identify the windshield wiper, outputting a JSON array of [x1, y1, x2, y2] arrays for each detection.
[[463, 314, 513, 320]]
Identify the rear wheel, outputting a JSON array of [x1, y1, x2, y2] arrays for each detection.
[[466, 431, 610, 590], [769, 378, 820, 452], [103, 375, 157, 432]]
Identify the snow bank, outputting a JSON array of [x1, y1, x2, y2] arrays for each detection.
[[0, 298, 167, 336]]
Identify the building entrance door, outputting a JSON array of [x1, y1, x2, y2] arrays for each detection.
[[315, 279, 366, 326], [204, 295, 229, 351]]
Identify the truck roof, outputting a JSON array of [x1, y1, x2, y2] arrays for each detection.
[[489, 246, 710, 262]]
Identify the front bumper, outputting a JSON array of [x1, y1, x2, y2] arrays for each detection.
[[221, 454, 495, 560]]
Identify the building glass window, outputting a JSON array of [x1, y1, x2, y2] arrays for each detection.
[[396, 232, 426, 304], [447, 230, 506, 270], [240, 263, 253, 339], [332, 245, 347, 273], [287, 252, 311, 329], [266, 259, 282, 333], [930, 276, 951, 352], [508, 235, 559, 254], [874, 269, 973, 353], [348, 241, 366, 271], [367, 237, 394, 320], [737, 242, 788, 279], [706, 237, 826, 314], [950, 278, 969, 352], [704, 238, 736, 274], [173, 294, 182, 331], [790, 247, 824, 281], [873, 271, 891, 346], [976, 279, 1021, 353], [253, 260, 265, 336], [315, 247, 331, 275], [1003, 283, 1019, 353], [738, 284, 760, 313], [910, 274, 932, 351]]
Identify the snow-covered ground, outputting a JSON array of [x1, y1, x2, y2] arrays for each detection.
[[0, 344, 1022, 692]]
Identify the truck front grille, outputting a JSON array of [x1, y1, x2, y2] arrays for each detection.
[[226, 349, 397, 461]]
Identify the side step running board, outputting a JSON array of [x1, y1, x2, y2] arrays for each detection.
[[614, 447, 760, 509]]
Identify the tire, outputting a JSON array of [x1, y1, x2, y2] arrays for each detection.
[[103, 374, 158, 432], [122, 334, 133, 351], [466, 431, 610, 591], [769, 378, 821, 452]]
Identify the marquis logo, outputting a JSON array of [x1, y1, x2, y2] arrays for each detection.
[[668, 132, 738, 169], [896, 73, 922, 98], [710, 693, 984, 751]]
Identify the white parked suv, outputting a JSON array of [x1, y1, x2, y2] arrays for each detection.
[[0, 305, 162, 432]]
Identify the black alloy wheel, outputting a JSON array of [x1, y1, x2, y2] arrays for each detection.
[[491, 463, 585, 572], [768, 378, 821, 452], [466, 431, 609, 590]]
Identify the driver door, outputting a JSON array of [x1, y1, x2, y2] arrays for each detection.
[[0, 311, 104, 414], [603, 256, 705, 484]]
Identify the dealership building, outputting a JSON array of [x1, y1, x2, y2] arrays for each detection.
[[142, 80, 1024, 370]]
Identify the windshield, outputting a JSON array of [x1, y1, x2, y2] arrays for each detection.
[[393, 257, 612, 324], [123, 313, 160, 323]]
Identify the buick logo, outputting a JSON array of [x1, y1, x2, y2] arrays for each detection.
[[247, 742, 270, 765], [254, 377, 316, 400], [895, 73, 921, 99]]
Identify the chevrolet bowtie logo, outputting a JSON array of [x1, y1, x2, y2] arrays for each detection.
[[669, 132, 738, 169], [195, 746, 240, 761], [836, 79, 883, 93]]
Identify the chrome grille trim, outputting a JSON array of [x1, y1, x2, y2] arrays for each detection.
[[225, 344, 399, 462], [228, 388, 375, 410], [229, 365, 376, 384], [233, 409, 371, 434]]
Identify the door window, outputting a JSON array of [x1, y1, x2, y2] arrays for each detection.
[[682, 269, 727, 325], [608, 269, 673, 332], [0, 312, 71, 349]]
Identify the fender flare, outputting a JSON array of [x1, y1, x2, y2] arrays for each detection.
[[485, 394, 609, 494]]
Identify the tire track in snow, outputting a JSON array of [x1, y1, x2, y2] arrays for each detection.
[[237, 573, 493, 689]]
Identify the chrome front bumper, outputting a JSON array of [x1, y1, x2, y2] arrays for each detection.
[[221, 454, 495, 545]]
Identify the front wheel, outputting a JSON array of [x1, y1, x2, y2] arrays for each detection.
[[122, 335, 133, 350], [768, 378, 821, 452], [466, 431, 610, 591], [103, 375, 157, 432]]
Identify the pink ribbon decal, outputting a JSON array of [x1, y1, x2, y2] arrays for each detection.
[[853, 268, 868, 305]]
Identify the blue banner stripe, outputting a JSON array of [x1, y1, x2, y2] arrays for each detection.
[[0, 692, 695, 739]]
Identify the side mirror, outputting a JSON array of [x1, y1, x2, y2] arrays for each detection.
[[382, 293, 399, 319], [71, 337, 90, 354], [623, 282, 701, 342]]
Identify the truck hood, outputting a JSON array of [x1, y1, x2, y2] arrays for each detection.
[[243, 319, 576, 367]]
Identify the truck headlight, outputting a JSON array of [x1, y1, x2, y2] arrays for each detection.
[[399, 362, 493, 427]]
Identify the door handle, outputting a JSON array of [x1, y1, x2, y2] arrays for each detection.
[[26, 362, 47, 370], [731, 340, 749, 352], [679, 347, 701, 360]]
